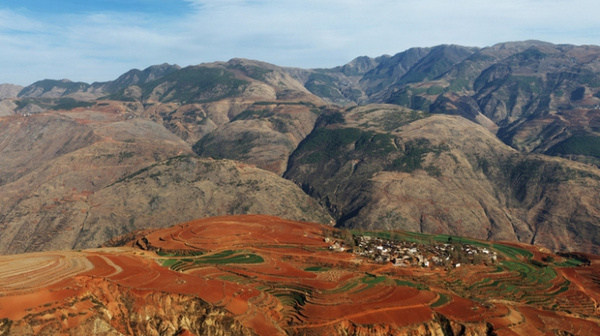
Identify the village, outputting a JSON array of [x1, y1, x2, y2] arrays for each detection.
[[326, 234, 498, 269]]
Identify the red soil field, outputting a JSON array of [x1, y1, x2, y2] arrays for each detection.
[[1, 215, 599, 335]]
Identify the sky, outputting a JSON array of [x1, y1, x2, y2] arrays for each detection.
[[1, 0, 600, 86]]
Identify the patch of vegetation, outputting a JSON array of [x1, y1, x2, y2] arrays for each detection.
[[218, 274, 253, 285], [108, 155, 194, 186], [556, 252, 591, 266], [118, 151, 135, 163], [492, 243, 533, 260], [49, 98, 94, 110], [161, 250, 264, 272], [552, 279, 571, 296], [227, 63, 273, 81], [274, 291, 308, 307], [475, 155, 490, 175], [508, 75, 543, 95], [426, 86, 445, 95], [194, 131, 263, 159], [166, 154, 194, 165], [296, 128, 363, 163], [430, 293, 450, 308], [355, 132, 396, 156], [103, 92, 137, 102], [424, 165, 442, 177], [26, 79, 90, 94], [353, 274, 389, 293], [231, 109, 275, 121], [546, 135, 600, 158], [140, 67, 249, 104], [388, 138, 449, 174], [304, 266, 330, 272], [374, 109, 429, 131], [323, 278, 360, 294], [320, 111, 345, 125], [580, 73, 600, 87], [16, 98, 43, 109], [395, 280, 429, 290], [505, 159, 577, 202], [16, 97, 94, 110], [160, 259, 179, 267], [513, 47, 547, 63], [305, 73, 345, 100], [193, 250, 264, 264], [156, 250, 204, 257], [570, 86, 586, 101], [448, 77, 471, 91], [254, 101, 316, 107], [387, 88, 432, 111], [270, 117, 289, 133]]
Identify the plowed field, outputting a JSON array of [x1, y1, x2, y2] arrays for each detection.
[[1, 215, 599, 335]]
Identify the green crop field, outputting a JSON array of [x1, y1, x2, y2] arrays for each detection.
[[430, 293, 450, 308], [304, 266, 330, 272], [492, 244, 533, 260], [395, 280, 430, 290], [159, 250, 264, 272]]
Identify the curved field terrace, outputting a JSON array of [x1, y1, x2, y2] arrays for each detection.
[[0, 215, 599, 335]]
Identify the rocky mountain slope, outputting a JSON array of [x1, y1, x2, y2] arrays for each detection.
[[290, 41, 600, 166], [284, 105, 600, 254], [1, 40, 600, 255], [0, 84, 22, 99], [0, 106, 331, 254], [1, 215, 599, 335]]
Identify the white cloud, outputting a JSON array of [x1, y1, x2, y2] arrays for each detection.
[[1, 1, 600, 85]]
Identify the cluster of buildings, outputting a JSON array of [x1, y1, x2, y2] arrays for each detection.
[[327, 235, 498, 268]]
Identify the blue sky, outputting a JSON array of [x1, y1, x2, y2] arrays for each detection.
[[1, 0, 600, 85]]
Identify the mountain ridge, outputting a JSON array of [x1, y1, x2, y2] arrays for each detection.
[[1, 40, 600, 255]]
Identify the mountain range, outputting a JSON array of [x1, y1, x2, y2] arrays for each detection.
[[1, 40, 600, 255]]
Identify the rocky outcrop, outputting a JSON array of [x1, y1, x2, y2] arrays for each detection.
[[5, 277, 255, 336], [330, 315, 494, 336]]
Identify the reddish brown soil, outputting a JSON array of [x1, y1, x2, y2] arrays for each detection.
[[1, 215, 600, 335]]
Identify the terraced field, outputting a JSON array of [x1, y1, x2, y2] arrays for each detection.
[[0, 215, 599, 335]]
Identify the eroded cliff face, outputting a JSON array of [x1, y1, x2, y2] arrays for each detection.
[[2, 287, 493, 336], [329, 317, 494, 336], [4, 277, 255, 336]]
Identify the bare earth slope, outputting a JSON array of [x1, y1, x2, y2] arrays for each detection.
[[1, 215, 599, 335], [0, 107, 331, 254]]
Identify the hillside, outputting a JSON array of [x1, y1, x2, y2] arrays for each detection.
[[0, 84, 22, 99], [287, 41, 600, 166], [284, 106, 600, 254], [0, 105, 331, 254], [0, 41, 600, 255], [1, 215, 599, 335]]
